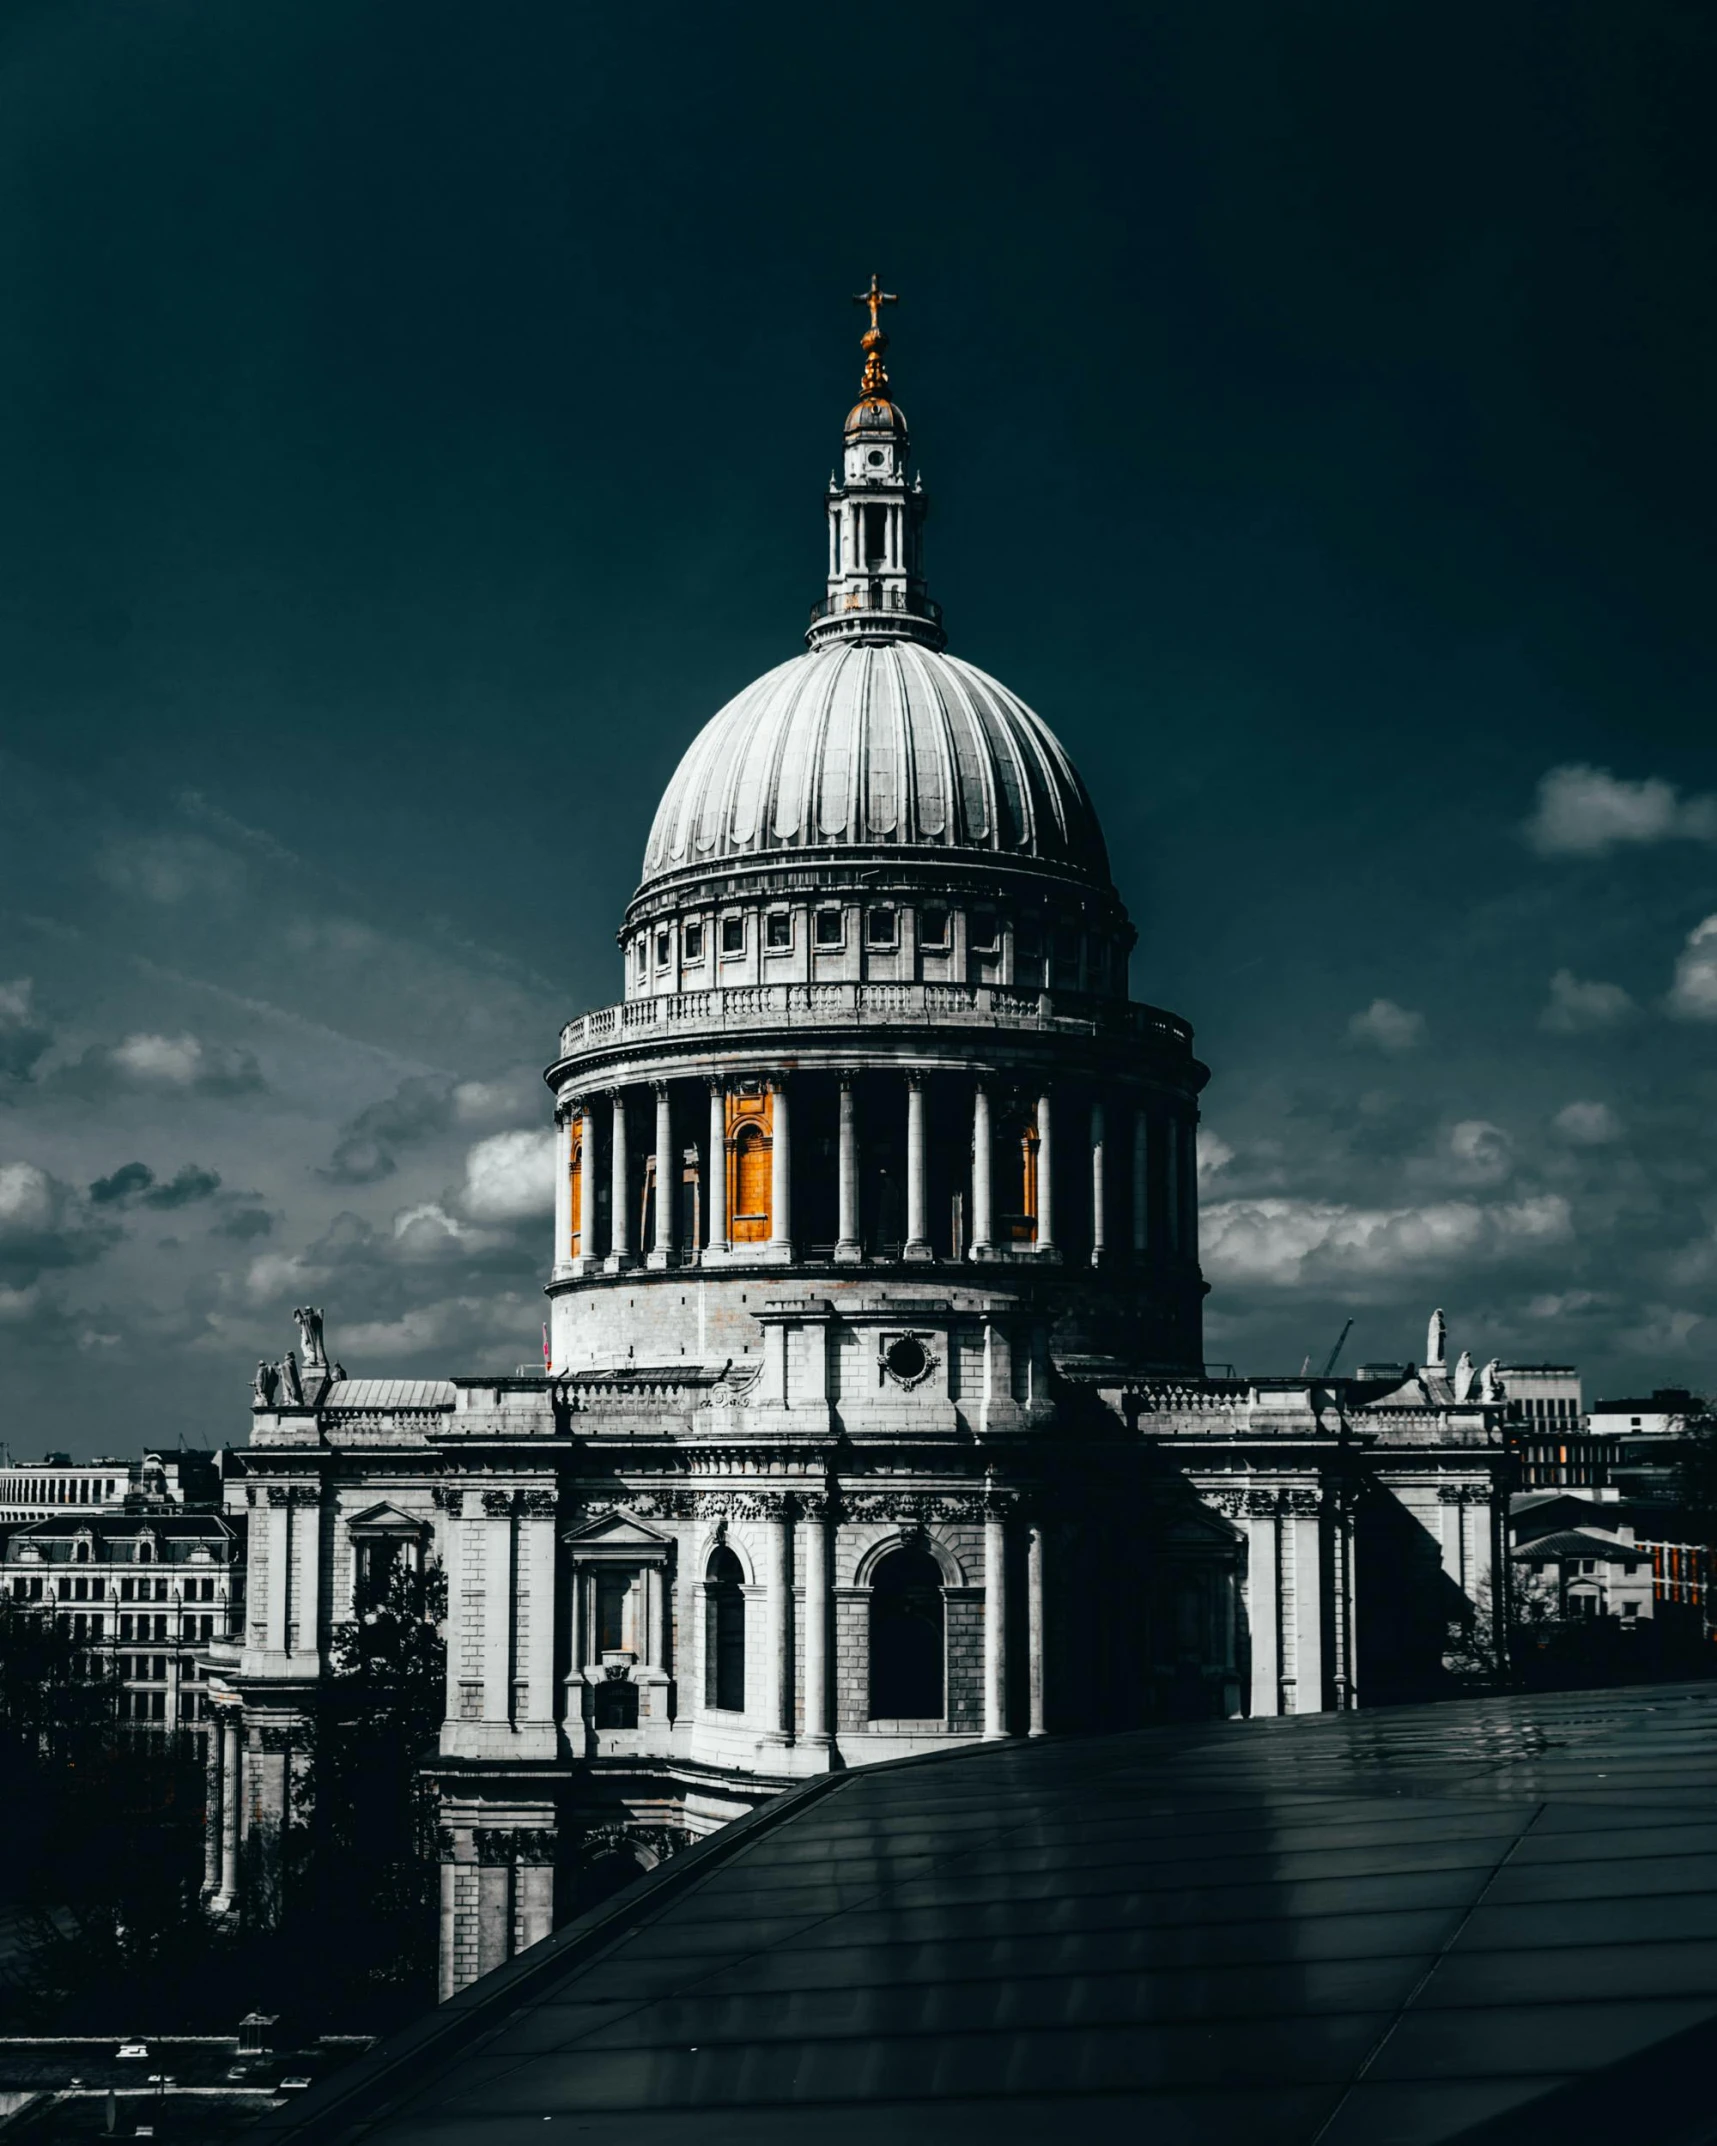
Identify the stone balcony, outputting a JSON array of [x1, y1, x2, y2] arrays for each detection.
[[555, 982, 1196, 1068]]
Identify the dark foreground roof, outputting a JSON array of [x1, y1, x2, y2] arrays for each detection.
[[258, 1683, 1717, 2146]]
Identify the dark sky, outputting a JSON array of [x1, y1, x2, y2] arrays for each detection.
[[3, 0, 1715, 1453]]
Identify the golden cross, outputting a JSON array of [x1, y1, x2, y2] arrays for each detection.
[[852, 273, 899, 331]]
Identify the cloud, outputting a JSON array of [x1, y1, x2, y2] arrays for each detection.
[[1345, 999, 1424, 1055], [1552, 1101, 1622, 1148], [214, 1206, 275, 1241], [89, 1160, 223, 1209], [0, 1162, 117, 1283], [0, 979, 53, 1083], [95, 831, 245, 906], [1540, 968, 1637, 1034], [1667, 916, 1717, 1022], [59, 1031, 266, 1097], [461, 1129, 556, 1221], [1525, 764, 1717, 856], [1202, 1192, 1573, 1291], [323, 1074, 456, 1184], [1197, 1131, 1235, 1185]]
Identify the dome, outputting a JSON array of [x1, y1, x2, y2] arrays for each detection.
[[640, 641, 1112, 890], [845, 396, 908, 440]]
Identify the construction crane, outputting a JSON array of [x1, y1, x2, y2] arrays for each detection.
[[1321, 1319, 1354, 1379]]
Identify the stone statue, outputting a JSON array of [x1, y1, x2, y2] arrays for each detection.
[[1453, 1349, 1476, 1402], [292, 1306, 327, 1371], [252, 1359, 278, 1407], [1479, 1358, 1504, 1403], [278, 1350, 304, 1406], [330, 1362, 346, 1382], [1425, 1307, 1447, 1370]]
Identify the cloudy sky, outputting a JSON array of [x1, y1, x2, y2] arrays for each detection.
[[2, 2, 1714, 1453]]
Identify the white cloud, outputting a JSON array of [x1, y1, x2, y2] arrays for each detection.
[[1552, 1100, 1621, 1147], [1540, 968, 1637, 1034], [1196, 1131, 1234, 1185], [1668, 916, 1717, 1022], [1346, 999, 1425, 1054], [0, 1281, 40, 1320], [1202, 1193, 1572, 1290], [245, 1251, 313, 1302], [460, 1129, 556, 1221], [1525, 764, 1717, 856], [105, 1031, 264, 1094], [0, 977, 53, 1081], [1446, 1119, 1514, 1186]]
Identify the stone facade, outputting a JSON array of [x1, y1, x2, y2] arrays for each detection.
[[200, 310, 1509, 1995]]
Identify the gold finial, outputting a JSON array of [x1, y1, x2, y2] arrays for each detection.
[[852, 273, 899, 398]]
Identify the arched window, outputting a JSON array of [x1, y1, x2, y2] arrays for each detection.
[[869, 1545, 945, 1719], [707, 1546, 746, 1713], [569, 1134, 583, 1258], [731, 1122, 771, 1244]]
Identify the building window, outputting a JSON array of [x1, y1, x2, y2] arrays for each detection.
[[655, 931, 671, 968], [766, 910, 792, 951], [684, 921, 705, 962], [867, 907, 897, 949], [731, 1121, 772, 1242], [635, 940, 647, 981], [868, 1545, 945, 1719], [815, 908, 844, 948], [970, 911, 998, 954], [596, 1570, 632, 1654], [920, 909, 949, 950], [721, 914, 745, 956], [593, 1677, 639, 1730], [707, 1546, 746, 1712]]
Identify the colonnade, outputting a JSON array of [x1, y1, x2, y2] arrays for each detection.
[[555, 1070, 1199, 1274]]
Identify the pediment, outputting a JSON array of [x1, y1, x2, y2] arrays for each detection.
[[345, 1501, 427, 1537], [562, 1505, 673, 1549]]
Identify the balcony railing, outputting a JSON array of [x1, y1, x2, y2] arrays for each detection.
[[809, 584, 943, 628], [557, 983, 1193, 1064]]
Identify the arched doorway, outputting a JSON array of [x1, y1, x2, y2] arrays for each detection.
[[707, 1545, 746, 1712], [868, 1544, 945, 1718]]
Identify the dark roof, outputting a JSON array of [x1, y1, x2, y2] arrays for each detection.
[[255, 1682, 1717, 2146], [1512, 1529, 1651, 1564]]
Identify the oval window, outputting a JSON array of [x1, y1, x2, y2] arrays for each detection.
[[885, 1335, 928, 1385]]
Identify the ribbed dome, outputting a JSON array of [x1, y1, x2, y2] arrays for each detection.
[[640, 642, 1111, 889], [845, 396, 908, 440]]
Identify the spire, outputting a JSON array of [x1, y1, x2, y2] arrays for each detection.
[[808, 278, 944, 653]]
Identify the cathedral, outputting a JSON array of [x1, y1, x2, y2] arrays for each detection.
[[204, 293, 1509, 1996]]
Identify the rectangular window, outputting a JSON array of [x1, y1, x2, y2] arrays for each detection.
[[655, 931, 671, 968], [635, 940, 647, 980], [970, 910, 998, 953], [867, 907, 897, 948], [684, 921, 705, 962], [766, 910, 792, 951], [920, 908, 949, 950], [596, 1570, 631, 1654], [721, 914, 745, 955], [815, 908, 844, 948]]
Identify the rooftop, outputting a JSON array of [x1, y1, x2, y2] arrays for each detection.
[[257, 1681, 1717, 2146]]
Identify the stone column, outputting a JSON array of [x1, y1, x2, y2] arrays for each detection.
[[608, 1089, 631, 1267], [768, 1078, 792, 1255], [970, 1082, 995, 1258], [705, 1082, 728, 1256], [483, 1498, 514, 1725], [800, 1499, 831, 1749], [266, 1497, 289, 1655], [1027, 1522, 1046, 1737], [202, 1721, 224, 1896], [294, 1492, 320, 1666], [983, 1503, 1009, 1739], [1132, 1107, 1149, 1255], [213, 1711, 241, 1912], [648, 1082, 675, 1269], [1034, 1090, 1056, 1256], [1164, 1116, 1181, 1256], [764, 1499, 792, 1742], [552, 1102, 573, 1279], [522, 1495, 556, 1733], [835, 1078, 861, 1262], [1089, 1099, 1107, 1266], [1181, 1118, 1199, 1255], [645, 1563, 665, 1669], [1247, 1503, 1281, 1717], [904, 1074, 930, 1261]]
